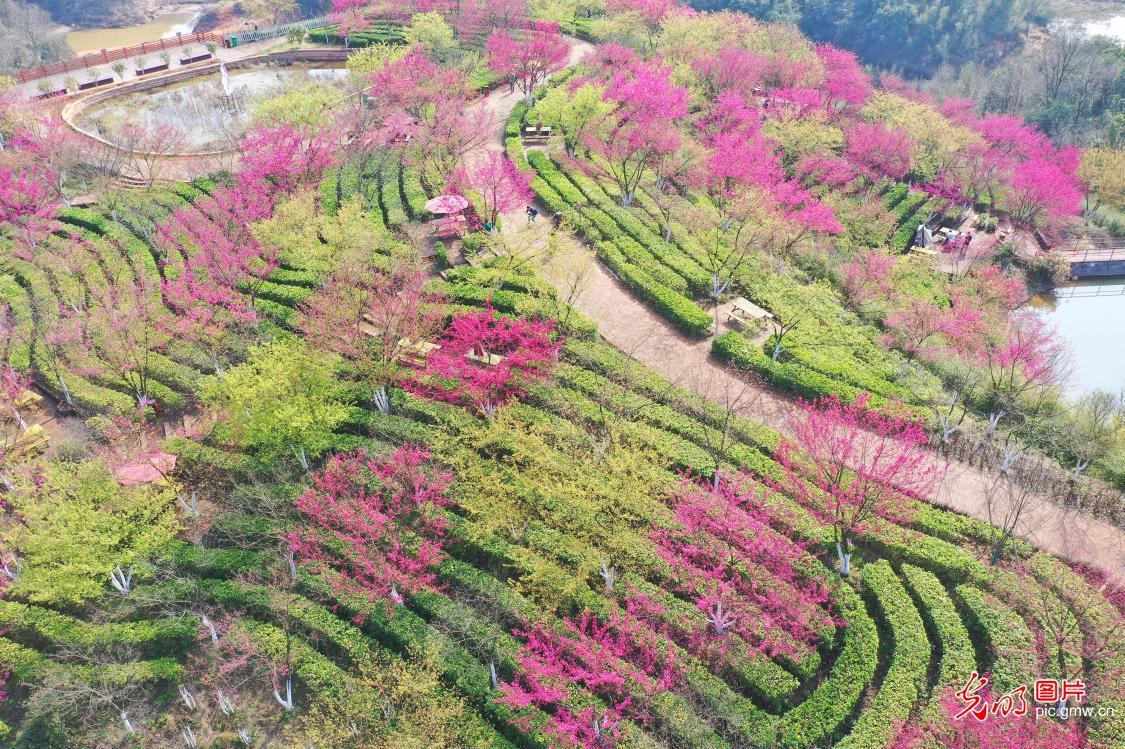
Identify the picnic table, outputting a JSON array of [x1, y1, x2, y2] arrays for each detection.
[[433, 215, 468, 239], [465, 347, 505, 367], [726, 297, 773, 330], [397, 338, 441, 367], [0, 424, 48, 458], [521, 124, 552, 143], [14, 389, 43, 411]]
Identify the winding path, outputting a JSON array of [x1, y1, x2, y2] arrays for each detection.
[[468, 36, 1125, 582]]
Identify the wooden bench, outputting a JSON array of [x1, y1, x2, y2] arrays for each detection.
[[521, 125, 552, 143], [396, 338, 441, 368], [433, 217, 467, 239]]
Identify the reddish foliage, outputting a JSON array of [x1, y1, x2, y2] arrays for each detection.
[[816, 44, 873, 110], [405, 307, 562, 413], [691, 47, 769, 99], [451, 151, 534, 225], [498, 609, 681, 748], [237, 124, 336, 207], [845, 122, 916, 181], [289, 446, 451, 609], [649, 474, 835, 663], [299, 255, 446, 392], [487, 21, 570, 100], [776, 394, 940, 572]]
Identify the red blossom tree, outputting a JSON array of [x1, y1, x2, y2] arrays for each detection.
[[1003, 157, 1083, 234], [816, 44, 873, 112], [236, 124, 336, 210], [288, 446, 452, 609], [161, 272, 257, 374], [845, 122, 916, 181], [452, 151, 533, 226], [487, 21, 570, 102], [776, 394, 941, 575], [57, 272, 170, 408], [498, 609, 681, 748], [405, 307, 563, 414], [649, 475, 835, 664], [0, 367, 31, 434], [977, 310, 1068, 410], [691, 47, 769, 100], [841, 250, 895, 310]]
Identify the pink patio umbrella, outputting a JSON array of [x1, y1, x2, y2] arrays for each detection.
[[425, 194, 470, 215]]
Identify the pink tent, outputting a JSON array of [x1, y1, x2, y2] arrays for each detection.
[[425, 194, 470, 215]]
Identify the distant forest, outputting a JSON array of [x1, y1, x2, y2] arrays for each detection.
[[690, 0, 1049, 77], [693, 1, 1123, 146]]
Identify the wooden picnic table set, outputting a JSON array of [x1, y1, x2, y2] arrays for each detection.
[[2, 389, 48, 458], [358, 314, 504, 369], [726, 296, 773, 330]]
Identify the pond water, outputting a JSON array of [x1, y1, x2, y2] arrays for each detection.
[[66, 12, 200, 56], [1082, 16, 1125, 44], [74, 65, 350, 153], [1029, 277, 1125, 396]]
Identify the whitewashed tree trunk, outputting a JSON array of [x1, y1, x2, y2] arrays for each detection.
[[200, 613, 218, 644], [272, 674, 294, 710], [109, 564, 134, 595], [599, 559, 616, 595], [835, 540, 852, 576], [987, 410, 1005, 437], [373, 385, 391, 414], [1072, 458, 1090, 480], [290, 443, 309, 472]]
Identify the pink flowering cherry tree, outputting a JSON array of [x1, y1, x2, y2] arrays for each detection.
[[288, 445, 451, 610], [776, 394, 941, 575], [585, 59, 689, 207], [451, 151, 534, 227], [299, 255, 446, 413], [845, 122, 916, 182], [487, 21, 570, 103]]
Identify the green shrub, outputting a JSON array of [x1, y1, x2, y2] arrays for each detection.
[[837, 561, 930, 748], [401, 166, 432, 220], [882, 183, 909, 210], [712, 331, 878, 405], [900, 564, 976, 697], [434, 240, 450, 269], [597, 242, 712, 338], [954, 584, 1036, 693], [319, 169, 340, 216], [776, 584, 879, 748]]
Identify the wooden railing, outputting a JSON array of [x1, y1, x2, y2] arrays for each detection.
[[14, 30, 226, 84]]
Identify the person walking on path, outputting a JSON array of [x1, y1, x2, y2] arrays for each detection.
[[526, 205, 538, 223]]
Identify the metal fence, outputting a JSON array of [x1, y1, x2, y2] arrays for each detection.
[[14, 30, 225, 84], [225, 16, 329, 46]]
